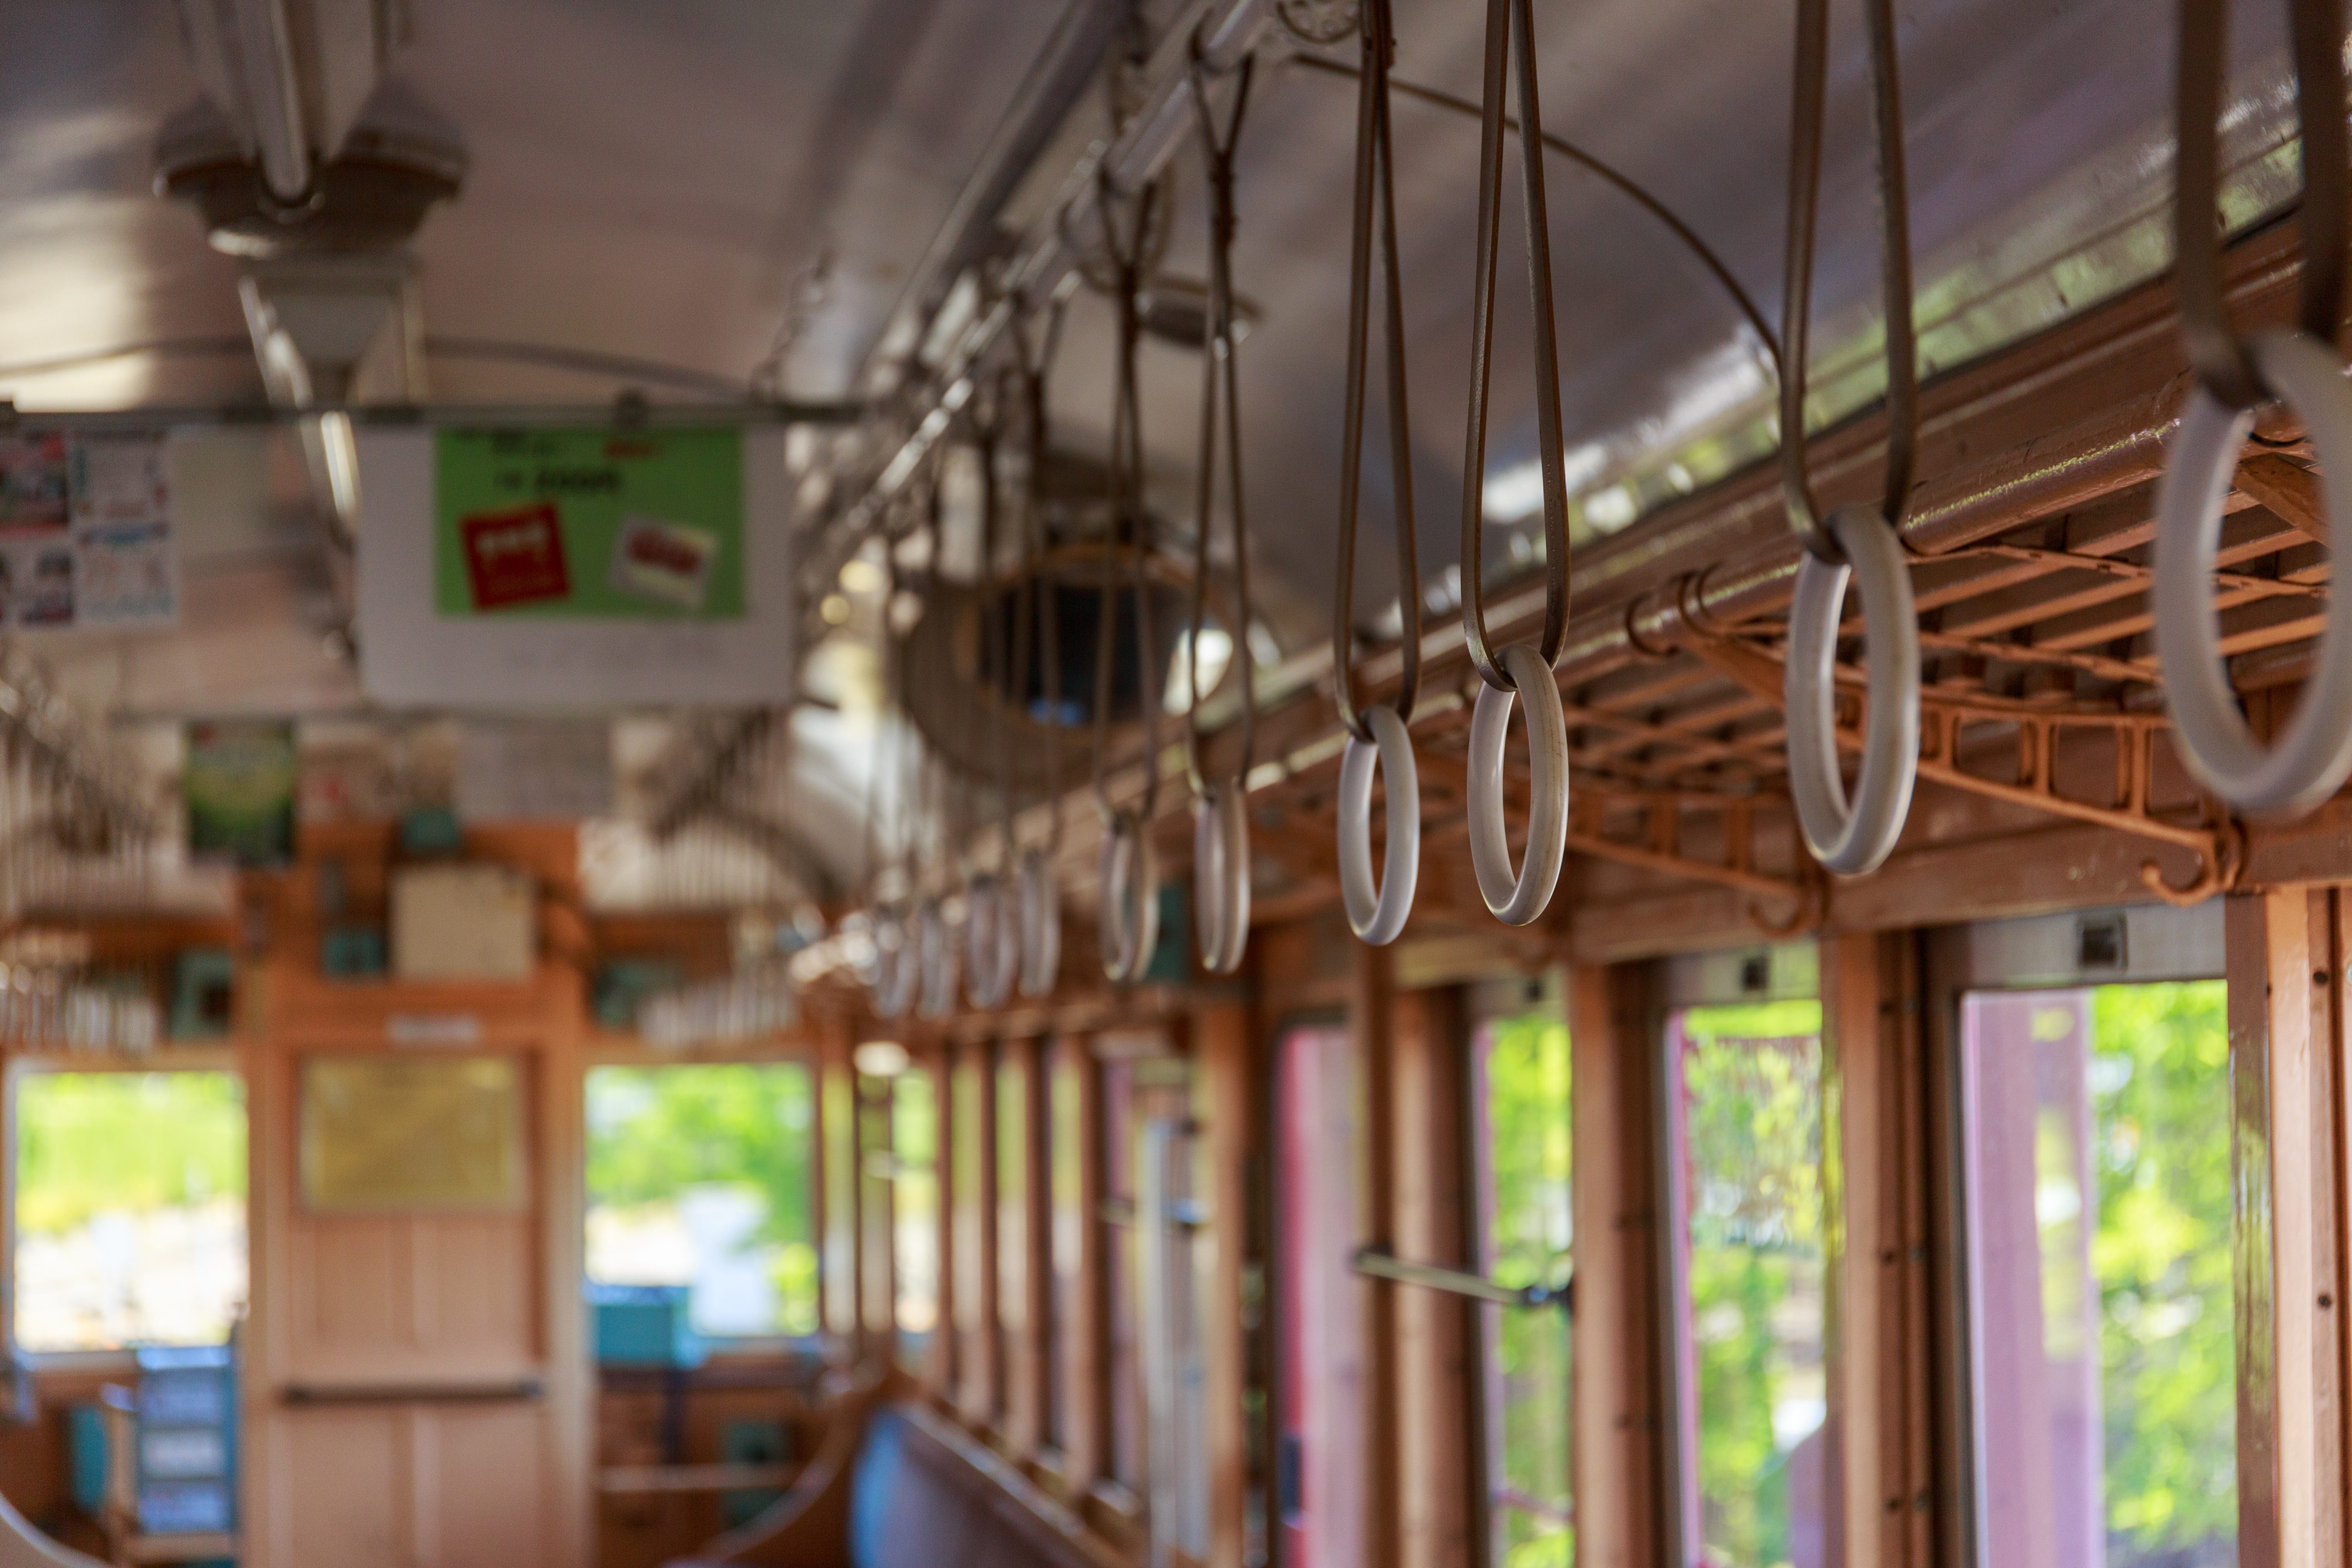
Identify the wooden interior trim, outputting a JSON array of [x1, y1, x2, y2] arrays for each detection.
[[1196, 998, 1254, 1568], [1351, 941, 1402, 1568], [925, 1049, 959, 1403], [1055, 1033, 1108, 1495], [1822, 933, 1939, 1568], [2222, 889, 2350, 1568], [1391, 985, 1477, 1568], [1570, 961, 1668, 1568]]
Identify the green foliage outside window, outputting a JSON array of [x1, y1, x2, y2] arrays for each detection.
[[2088, 981, 2234, 1563], [16, 1072, 245, 1237], [1677, 999, 1826, 1568], [1481, 1012, 1573, 1568], [585, 1063, 818, 1336]]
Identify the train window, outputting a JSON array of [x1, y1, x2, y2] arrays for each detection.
[[1664, 999, 1829, 1568], [891, 1067, 939, 1372], [1958, 982, 2234, 1568], [12, 1068, 247, 1354], [584, 1063, 818, 1339], [1471, 1008, 1574, 1567], [1275, 1021, 1362, 1568], [998, 1040, 1057, 1448]]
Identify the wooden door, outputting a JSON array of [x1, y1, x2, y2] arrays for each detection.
[[244, 989, 588, 1568]]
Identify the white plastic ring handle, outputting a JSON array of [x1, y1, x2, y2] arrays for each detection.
[[1192, 783, 1251, 975], [916, 898, 959, 1020], [1466, 641, 1570, 926], [1098, 811, 1160, 984], [870, 906, 914, 1020], [1784, 503, 1921, 876], [1336, 702, 1420, 945], [963, 874, 1019, 1010], [2156, 328, 2352, 818], [1016, 847, 1061, 997]]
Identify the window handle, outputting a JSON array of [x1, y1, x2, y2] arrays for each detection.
[[1349, 1247, 1571, 1312]]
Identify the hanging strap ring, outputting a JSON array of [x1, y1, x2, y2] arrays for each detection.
[[915, 897, 959, 1020], [871, 904, 915, 1020], [1784, 504, 1921, 875], [1192, 782, 1251, 975], [963, 872, 1019, 1009], [1017, 845, 1062, 997], [1465, 642, 1570, 926], [1099, 809, 1160, 984], [2156, 329, 2352, 816], [1336, 702, 1421, 945]]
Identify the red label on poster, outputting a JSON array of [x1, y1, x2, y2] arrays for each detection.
[[460, 503, 570, 610]]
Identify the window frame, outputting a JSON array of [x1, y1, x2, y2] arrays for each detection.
[[578, 1053, 825, 1351], [1924, 902, 2229, 1568]]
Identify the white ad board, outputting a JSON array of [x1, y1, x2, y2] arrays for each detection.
[[354, 425, 797, 707]]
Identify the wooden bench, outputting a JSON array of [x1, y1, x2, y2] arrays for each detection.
[[666, 1385, 1121, 1568]]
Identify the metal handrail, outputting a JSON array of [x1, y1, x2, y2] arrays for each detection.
[[1351, 1247, 1571, 1311]]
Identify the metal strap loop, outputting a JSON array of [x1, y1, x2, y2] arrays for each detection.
[[1017, 845, 1063, 997], [1100, 809, 1161, 984], [1458, 0, 1570, 689], [1332, 0, 1422, 741], [1335, 702, 1420, 945], [1780, 0, 1919, 557], [1089, 172, 1164, 826], [1465, 642, 1570, 924], [2176, 0, 2347, 410], [964, 872, 1019, 1009], [1784, 505, 1922, 874], [1192, 783, 1250, 974], [1183, 47, 1257, 979], [915, 897, 959, 1020], [870, 904, 915, 1020], [2156, 331, 2352, 815]]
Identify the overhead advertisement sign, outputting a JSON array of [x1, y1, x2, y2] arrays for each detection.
[[433, 429, 744, 620], [356, 425, 795, 708]]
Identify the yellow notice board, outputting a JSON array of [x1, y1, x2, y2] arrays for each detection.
[[300, 1055, 528, 1212]]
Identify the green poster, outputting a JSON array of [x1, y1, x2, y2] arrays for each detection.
[[185, 719, 296, 868], [433, 428, 745, 620]]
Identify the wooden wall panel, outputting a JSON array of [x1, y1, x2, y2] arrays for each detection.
[[1392, 986, 1475, 1568], [1570, 962, 1666, 1568], [2225, 889, 2350, 1568], [1196, 1000, 1254, 1568], [1822, 932, 1937, 1568], [1351, 941, 1402, 1568], [274, 1408, 405, 1568]]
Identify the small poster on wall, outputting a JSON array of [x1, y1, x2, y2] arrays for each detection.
[[0, 432, 177, 631], [184, 720, 298, 868]]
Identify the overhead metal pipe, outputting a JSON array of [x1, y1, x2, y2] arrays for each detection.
[[236, 0, 313, 203], [799, 0, 1274, 630]]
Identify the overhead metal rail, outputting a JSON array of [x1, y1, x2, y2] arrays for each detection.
[[0, 399, 862, 432], [792, 0, 1274, 635]]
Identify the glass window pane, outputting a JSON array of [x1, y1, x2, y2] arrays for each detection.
[[1473, 1011, 1573, 1568], [584, 1063, 817, 1338], [891, 1070, 938, 1370], [14, 1070, 247, 1352], [1961, 983, 2234, 1568], [1667, 1000, 1829, 1568]]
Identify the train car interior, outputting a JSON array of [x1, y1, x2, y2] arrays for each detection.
[[0, 0, 2347, 1565]]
